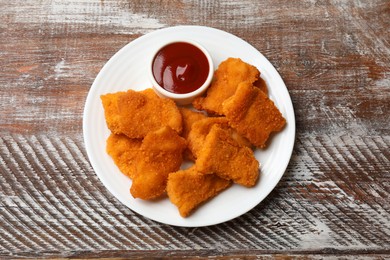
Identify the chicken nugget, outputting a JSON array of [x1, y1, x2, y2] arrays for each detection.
[[179, 107, 207, 139], [253, 77, 268, 96], [167, 166, 231, 217], [179, 108, 207, 161], [188, 117, 252, 159], [101, 89, 182, 138], [193, 58, 260, 115], [100, 91, 125, 135], [106, 133, 142, 179], [222, 82, 286, 148], [130, 126, 186, 200], [187, 117, 228, 158], [196, 125, 259, 187]]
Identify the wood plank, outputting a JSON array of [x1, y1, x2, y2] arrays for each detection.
[[0, 0, 389, 258], [0, 133, 389, 257]]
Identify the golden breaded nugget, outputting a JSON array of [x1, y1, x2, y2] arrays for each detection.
[[118, 89, 182, 138], [188, 117, 252, 159], [179, 107, 207, 139], [193, 58, 260, 115], [179, 108, 207, 161], [106, 133, 142, 179], [167, 166, 231, 217], [130, 126, 186, 200], [101, 89, 182, 138], [188, 117, 228, 158], [253, 77, 268, 96], [223, 82, 286, 148], [196, 125, 259, 187], [100, 91, 126, 135]]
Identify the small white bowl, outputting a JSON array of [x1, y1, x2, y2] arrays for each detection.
[[149, 40, 214, 105]]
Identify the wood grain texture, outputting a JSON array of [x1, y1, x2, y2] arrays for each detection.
[[0, 0, 389, 258]]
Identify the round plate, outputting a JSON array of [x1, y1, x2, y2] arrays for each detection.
[[83, 25, 295, 227]]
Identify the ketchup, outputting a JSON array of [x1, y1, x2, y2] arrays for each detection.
[[152, 42, 210, 94]]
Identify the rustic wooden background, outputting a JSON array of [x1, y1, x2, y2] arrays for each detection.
[[1, 0, 389, 259]]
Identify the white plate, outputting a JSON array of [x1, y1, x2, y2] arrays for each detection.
[[83, 25, 295, 227]]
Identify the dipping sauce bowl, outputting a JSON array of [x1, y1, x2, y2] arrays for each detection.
[[150, 40, 214, 105]]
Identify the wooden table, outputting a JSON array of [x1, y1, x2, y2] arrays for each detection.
[[1, 0, 389, 258]]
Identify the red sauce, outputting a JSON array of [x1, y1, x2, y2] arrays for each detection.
[[152, 42, 210, 94]]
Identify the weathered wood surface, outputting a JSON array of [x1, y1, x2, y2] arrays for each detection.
[[1, 0, 389, 258]]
